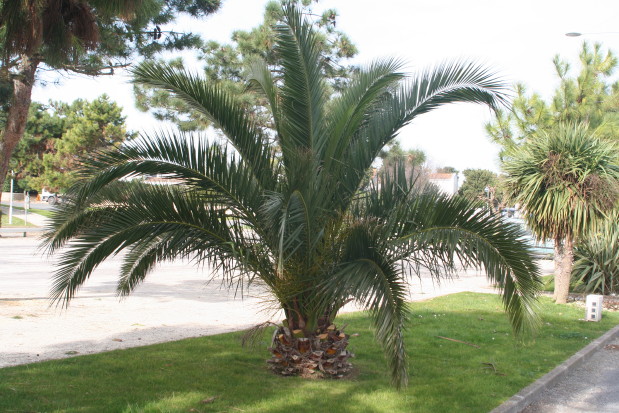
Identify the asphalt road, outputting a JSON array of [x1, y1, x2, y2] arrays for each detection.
[[1, 200, 55, 210]]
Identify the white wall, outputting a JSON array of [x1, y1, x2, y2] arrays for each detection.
[[428, 174, 458, 196], [1, 192, 25, 202]]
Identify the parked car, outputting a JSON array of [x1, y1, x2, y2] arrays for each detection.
[[41, 189, 63, 205]]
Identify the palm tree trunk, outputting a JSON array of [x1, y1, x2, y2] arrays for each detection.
[[268, 324, 353, 378], [552, 240, 563, 301], [269, 304, 353, 378], [0, 55, 38, 225], [554, 236, 574, 304]]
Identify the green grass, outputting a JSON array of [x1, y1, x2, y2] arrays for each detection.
[[1, 293, 617, 413], [541, 274, 555, 292], [29, 207, 54, 218], [0, 213, 36, 227], [1, 204, 54, 218]]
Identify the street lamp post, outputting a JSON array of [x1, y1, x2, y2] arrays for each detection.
[[8, 170, 14, 224], [565, 32, 619, 37]]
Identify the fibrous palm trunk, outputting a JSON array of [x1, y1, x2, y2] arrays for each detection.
[[553, 236, 574, 304], [267, 324, 353, 378], [0, 55, 39, 224]]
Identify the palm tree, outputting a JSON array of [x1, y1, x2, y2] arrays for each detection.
[[44, 4, 541, 388], [502, 123, 619, 304]]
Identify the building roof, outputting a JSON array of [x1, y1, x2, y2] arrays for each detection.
[[428, 173, 456, 180]]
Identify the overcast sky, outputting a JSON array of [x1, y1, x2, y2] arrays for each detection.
[[32, 0, 619, 172]]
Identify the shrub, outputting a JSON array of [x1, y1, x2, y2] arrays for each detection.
[[573, 214, 619, 295]]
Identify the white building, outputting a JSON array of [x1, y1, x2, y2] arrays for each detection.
[[427, 173, 459, 195]]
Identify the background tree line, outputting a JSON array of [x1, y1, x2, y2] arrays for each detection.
[[133, 0, 358, 132], [1, 0, 358, 198], [0, 0, 223, 207], [4, 95, 133, 193]]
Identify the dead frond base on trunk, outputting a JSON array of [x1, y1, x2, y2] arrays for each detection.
[[267, 325, 354, 379]]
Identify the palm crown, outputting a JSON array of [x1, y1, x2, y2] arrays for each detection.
[[503, 123, 619, 242], [45, 4, 540, 388], [502, 123, 619, 303]]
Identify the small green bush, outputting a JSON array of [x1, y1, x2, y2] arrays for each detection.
[[573, 215, 619, 294], [540, 274, 582, 293]]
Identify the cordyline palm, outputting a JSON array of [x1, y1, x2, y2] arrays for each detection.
[[44, 4, 541, 387], [502, 123, 619, 304]]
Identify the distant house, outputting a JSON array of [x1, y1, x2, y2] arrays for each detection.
[[427, 172, 459, 195]]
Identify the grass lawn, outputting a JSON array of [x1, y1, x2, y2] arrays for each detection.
[[28, 207, 54, 218], [541, 274, 555, 292], [1, 292, 617, 412], [1, 205, 54, 218], [0, 212, 36, 227]]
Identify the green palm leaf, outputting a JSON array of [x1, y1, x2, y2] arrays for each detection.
[[131, 63, 275, 188], [274, 4, 328, 156]]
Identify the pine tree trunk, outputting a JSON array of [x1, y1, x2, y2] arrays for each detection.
[[0, 55, 39, 226], [554, 236, 574, 304]]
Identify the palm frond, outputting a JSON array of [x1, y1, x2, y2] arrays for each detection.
[[330, 61, 508, 210], [274, 4, 328, 157], [402, 61, 508, 121], [68, 133, 266, 225], [131, 63, 275, 187], [47, 182, 269, 306], [316, 221, 410, 388], [245, 57, 282, 133], [321, 58, 405, 173], [392, 193, 541, 335], [317, 59, 403, 185]]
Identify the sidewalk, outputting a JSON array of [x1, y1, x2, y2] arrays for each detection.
[[1, 205, 49, 227], [521, 333, 619, 413], [494, 325, 619, 413]]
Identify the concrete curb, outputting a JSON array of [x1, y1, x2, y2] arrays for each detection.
[[490, 323, 619, 413]]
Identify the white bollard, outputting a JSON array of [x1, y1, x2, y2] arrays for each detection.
[[585, 294, 604, 322]]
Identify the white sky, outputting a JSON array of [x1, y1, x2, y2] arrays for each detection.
[[31, 0, 619, 173]]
